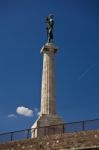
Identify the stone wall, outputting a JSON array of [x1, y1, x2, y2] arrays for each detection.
[[0, 130, 99, 150]]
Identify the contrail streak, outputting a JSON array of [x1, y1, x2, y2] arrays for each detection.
[[78, 62, 98, 80]]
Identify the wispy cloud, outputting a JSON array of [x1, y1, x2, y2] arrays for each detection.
[[16, 106, 33, 117], [7, 114, 17, 118], [78, 62, 98, 80], [37, 111, 41, 116], [34, 107, 40, 116]]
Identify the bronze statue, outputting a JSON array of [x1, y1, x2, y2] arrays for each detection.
[[46, 15, 54, 43]]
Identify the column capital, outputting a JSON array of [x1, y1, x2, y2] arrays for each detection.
[[40, 43, 58, 54]]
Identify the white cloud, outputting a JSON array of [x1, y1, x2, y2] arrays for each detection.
[[37, 111, 41, 116], [34, 107, 41, 116], [16, 106, 33, 117], [8, 114, 17, 118]]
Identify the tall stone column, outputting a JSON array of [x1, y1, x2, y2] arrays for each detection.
[[31, 15, 64, 138], [31, 43, 63, 138], [40, 43, 57, 115]]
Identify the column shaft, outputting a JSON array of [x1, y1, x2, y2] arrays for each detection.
[[41, 50, 56, 114]]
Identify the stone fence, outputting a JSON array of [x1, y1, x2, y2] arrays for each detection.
[[0, 130, 99, 150]]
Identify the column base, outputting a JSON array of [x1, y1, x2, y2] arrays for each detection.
[[31, 114, 64, 138]]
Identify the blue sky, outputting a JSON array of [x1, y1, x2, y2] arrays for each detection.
[[0, 0, 99, 133]]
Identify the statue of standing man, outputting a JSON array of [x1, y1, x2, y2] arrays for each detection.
[[46, 15, 54, 43]]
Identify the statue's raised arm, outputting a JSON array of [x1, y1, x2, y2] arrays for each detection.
[[46, 15, 54, 43]]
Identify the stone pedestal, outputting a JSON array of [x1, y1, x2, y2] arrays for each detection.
[[31, 43, 63, 137], [31, 114, 64, 138]]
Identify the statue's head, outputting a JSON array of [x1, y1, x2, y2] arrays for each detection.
[[46, 14, 54, 23]]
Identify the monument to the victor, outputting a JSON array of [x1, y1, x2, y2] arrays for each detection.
[[31, 15, 63, 137]]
